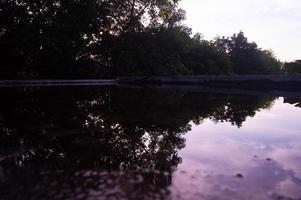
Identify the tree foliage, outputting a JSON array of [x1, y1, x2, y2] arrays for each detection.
[[183, 34, 233, 75], [284, 60, 301, 74], [214, 31, 282, 74], [0, 1, 286, 78], [0, 0, 184, 78]]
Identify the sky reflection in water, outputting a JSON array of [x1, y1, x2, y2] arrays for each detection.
[[0, 87, 300, 200], [173, 98, 301, 200]]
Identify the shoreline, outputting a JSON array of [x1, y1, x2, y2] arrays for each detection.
[[1, 75, 301, 97], [1, 74, 301, 85], [118, 74, 301, 87], [0, 79, 117, 87]]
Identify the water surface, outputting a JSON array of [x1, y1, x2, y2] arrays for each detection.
[[0, 86, 300, 200]]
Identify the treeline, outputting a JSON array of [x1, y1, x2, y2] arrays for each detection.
[[109, 30, 282, 76], [0, 0, 299, 79]]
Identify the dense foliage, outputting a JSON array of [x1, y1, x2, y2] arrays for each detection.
[[214, 32, 282, 74], [108, 28, 232, 76], [0, 0, 184, 78], [284, 60, 301, 74], [0, 0, 289, 78]]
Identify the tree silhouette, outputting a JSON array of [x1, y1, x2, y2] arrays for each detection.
[[0, 0, 184, 78], [214, 31, 281, 74], [284, 60, 301, 74]]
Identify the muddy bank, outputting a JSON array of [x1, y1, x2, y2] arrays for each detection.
[[1, 75, 301, 95], [118, 75, 301, 90], [118, 84, 301, 97], [0, 79, 117, 87]]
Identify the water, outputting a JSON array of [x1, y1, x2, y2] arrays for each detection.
[[0, 86, 300, 200]]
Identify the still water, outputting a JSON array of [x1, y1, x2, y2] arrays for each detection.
[[0, 86, 300, 200]]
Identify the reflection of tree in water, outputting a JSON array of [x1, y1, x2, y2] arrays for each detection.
[[104, 89, 275, 128], [0, 87, 186, 199], [211, 95, 275, 127], [0, 87, 277, 199]]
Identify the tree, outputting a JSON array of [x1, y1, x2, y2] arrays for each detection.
[[108, 26, 193, 76], [0, 0, 184, 78], [260, 50, 282, 74], [0, 0, 104, 78], [183, 34, 233, 75], [284, 60, 301, 74], [101, 0, 185, 34], [214, 31, 281, 74], [215, 32, 263, 74]]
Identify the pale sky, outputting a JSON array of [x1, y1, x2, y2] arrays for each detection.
[[179, 0, 301, 61]]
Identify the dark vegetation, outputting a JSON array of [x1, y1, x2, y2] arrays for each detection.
[[283, 60, 301, 74], [0, 0, 299, 79]]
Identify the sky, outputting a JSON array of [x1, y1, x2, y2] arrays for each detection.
[[179, 0, 301, 62]]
